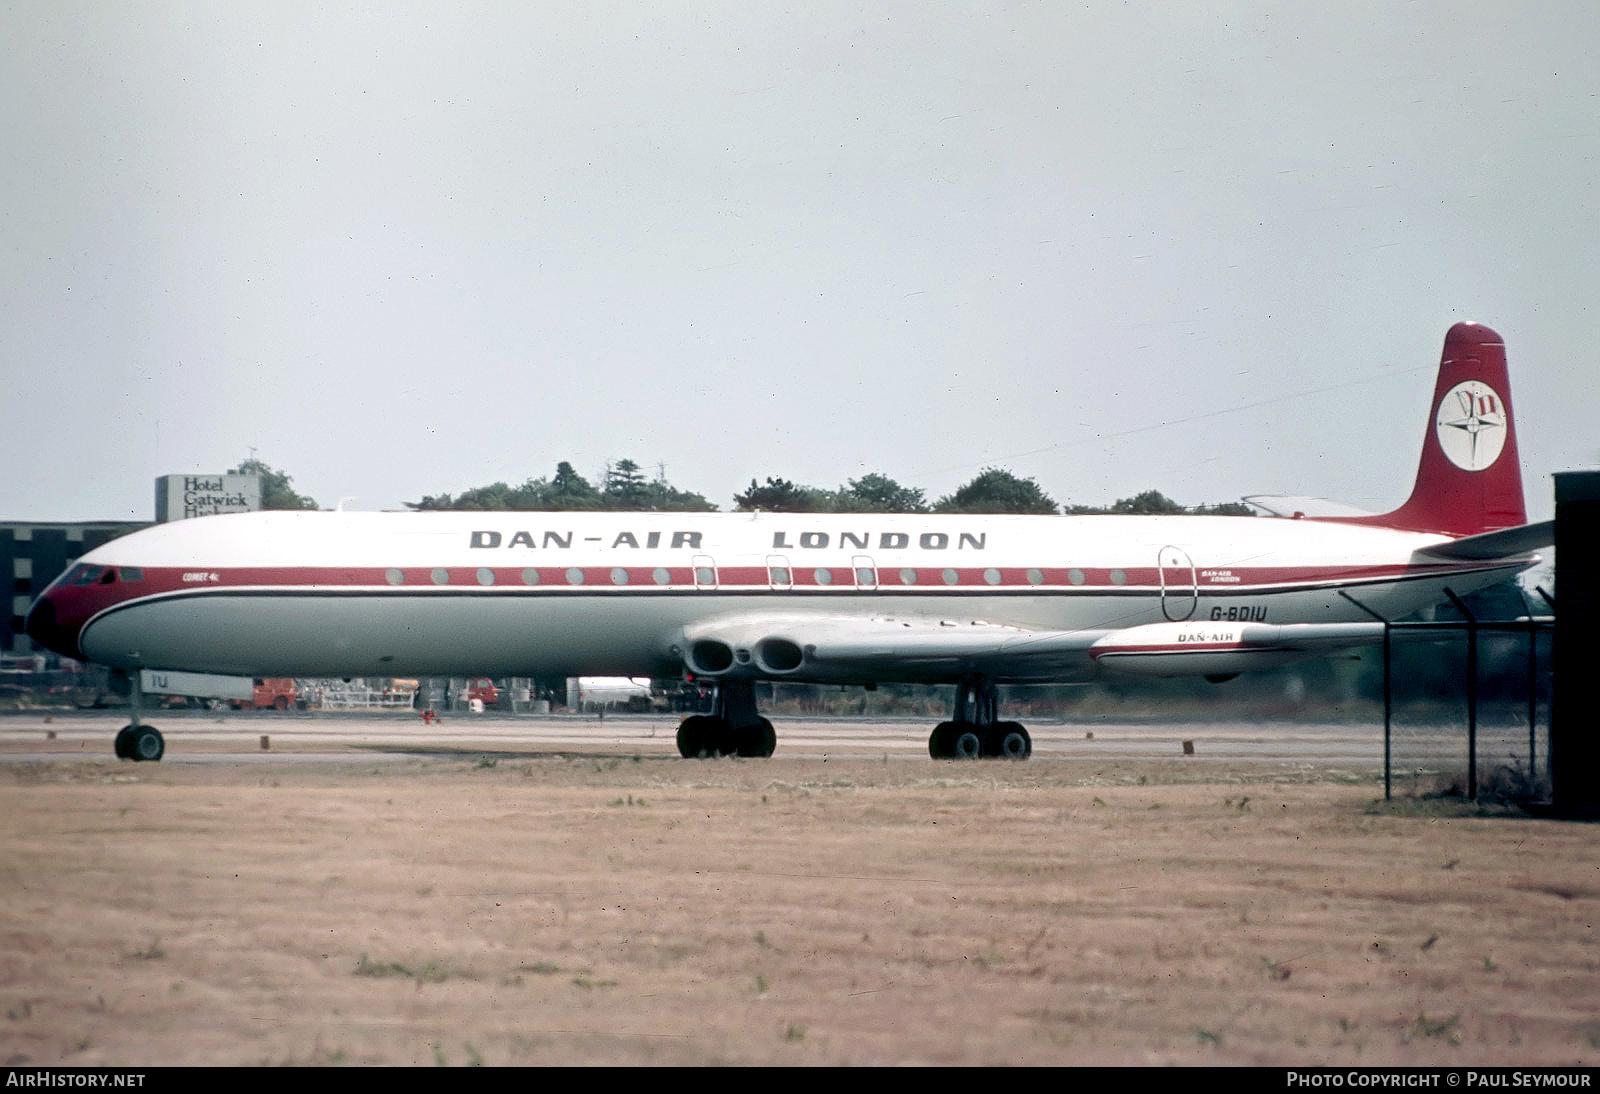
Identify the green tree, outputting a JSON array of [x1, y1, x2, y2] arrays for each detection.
[[837, 473, 928, 513], [599, 459, 715, 511], [1191, 500, 1255, 516], [733, 477, 833, 513], [1060, 491, 1256, 516], [404, 459, 713, 512], [544, 461, 604, 509], [934, 469, 1058, 515], [635, 478, 716, 512], [603, 459, 650, 508], [443, 482, 517, 510], [1109, 489, 1186, 515], [231, 458, 317, 510]]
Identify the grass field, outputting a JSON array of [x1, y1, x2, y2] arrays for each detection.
[[1, 738, 1596, 1067]]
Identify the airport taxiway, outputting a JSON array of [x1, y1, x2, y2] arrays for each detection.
[[0, 708, 1507, 769]]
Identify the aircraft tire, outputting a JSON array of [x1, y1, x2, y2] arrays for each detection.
[[130, 725, 164, 763], [114, 725, 135, 760], [928, 721, 957, 759], [677, 715, 708, 758], [951, 727, 984, 760], [678, 715, 731, 758], [993, 722, 1032, 761], [736, 718, 777, 758]]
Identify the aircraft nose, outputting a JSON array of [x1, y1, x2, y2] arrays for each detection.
[[24, 592, 81, 660]]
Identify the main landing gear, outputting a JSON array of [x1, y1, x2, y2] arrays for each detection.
[[676, 679, 777, 758], [675, 677, 1031, 761], [113, 671, 165, 762], [927, 677, 1031, 761]]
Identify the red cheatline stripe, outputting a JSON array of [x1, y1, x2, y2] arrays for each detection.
[[69, 559, 1504, 600]]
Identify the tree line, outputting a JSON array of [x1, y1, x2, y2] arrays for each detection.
[[235, 457, 1254, 516], [730, 471, 1252, 516]]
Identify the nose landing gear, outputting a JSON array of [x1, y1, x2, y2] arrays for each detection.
[[112, 670, 165, 762], [114, 723, 165, 762]]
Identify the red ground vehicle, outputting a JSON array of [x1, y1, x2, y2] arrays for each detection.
[[237, 677, 300, 710], [462, 677, 499, 708], [150, 675, 302, 710]]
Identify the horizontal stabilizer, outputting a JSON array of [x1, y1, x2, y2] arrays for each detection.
[[1414, 520, 1553, 561], [1242, 495, 1376, 519]]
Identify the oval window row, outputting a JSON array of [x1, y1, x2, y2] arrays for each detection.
[[381, 566, 1130, 587], [385, 566, 678, 587]]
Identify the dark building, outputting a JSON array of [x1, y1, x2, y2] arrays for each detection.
[[4, 521, 148, 661]]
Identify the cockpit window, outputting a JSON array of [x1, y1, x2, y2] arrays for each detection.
[[64, 565, 142, 585]]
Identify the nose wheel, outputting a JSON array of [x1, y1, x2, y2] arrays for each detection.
[[112, 671, 165, 762], [114, 723, 165, 762]]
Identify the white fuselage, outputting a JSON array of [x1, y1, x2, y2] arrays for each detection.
[[52, 509, 1527, 684]]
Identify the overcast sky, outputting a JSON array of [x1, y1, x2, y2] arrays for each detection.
[[3, 2, 1595, 524]]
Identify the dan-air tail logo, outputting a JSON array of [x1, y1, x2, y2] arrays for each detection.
[[1435, 381, 1507, 471]]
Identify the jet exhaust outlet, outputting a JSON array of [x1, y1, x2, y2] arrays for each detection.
[[688, 639, 735, 675], [756, 637, 805, 674]]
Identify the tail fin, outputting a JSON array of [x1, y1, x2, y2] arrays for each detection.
[[1345, 322, 1526, 537]]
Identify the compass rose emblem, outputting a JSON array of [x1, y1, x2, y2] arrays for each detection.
[[1435, 380, 1507, 471]]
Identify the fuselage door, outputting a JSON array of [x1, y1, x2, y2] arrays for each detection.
[[1158, 545, 1198, 621], [852, 555, 878, 591], [767, 555, 793, 590], [693, 554, 718, 590]]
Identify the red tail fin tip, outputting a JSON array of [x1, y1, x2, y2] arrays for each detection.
[[1357, 322, 1526, 537]]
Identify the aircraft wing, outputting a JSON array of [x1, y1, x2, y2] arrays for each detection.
[[678, 614, 1107, 684], [681, 613, 1453, 685]]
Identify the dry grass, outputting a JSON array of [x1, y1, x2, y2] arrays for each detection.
[[1, 749, 1597, 1066]]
